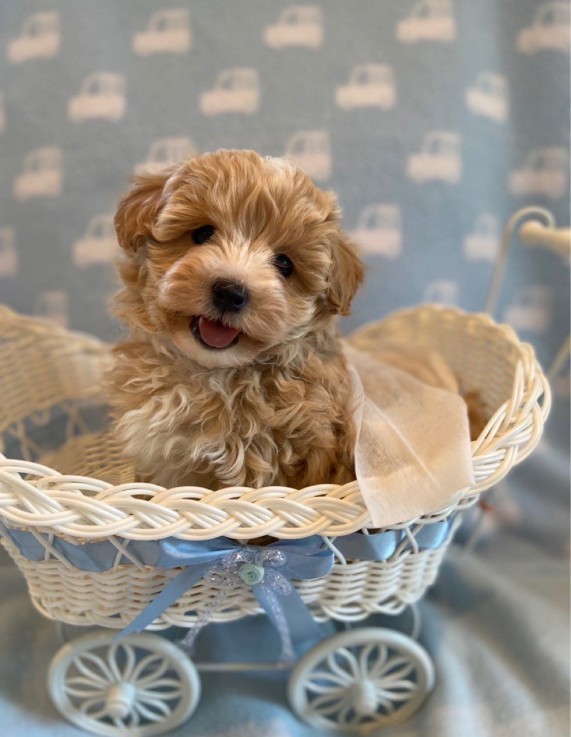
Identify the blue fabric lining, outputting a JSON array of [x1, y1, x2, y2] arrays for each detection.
[[0, 515, 456, 572]]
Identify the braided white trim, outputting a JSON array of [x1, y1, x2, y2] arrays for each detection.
[[0, 304, 550, 540], [0, 304, 550, 628]]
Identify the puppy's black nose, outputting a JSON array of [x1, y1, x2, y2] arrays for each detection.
[[212, 280, 249, 313]]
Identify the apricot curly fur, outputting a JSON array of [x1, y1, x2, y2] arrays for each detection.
[[108, 149, 364, 490]]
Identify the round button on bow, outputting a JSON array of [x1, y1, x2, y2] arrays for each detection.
[[238, 563, 265, 585]]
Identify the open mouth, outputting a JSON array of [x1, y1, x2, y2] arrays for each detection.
[[190, 315, 241, 350]]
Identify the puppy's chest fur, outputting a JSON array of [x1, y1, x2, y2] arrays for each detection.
[[110, 340, 356, 490]]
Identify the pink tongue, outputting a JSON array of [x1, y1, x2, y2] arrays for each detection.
[[198, 316, 240, 348]]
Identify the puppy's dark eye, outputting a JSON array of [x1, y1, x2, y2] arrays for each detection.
[[274, 253, 294, 278], [191, 225, 215, 244]]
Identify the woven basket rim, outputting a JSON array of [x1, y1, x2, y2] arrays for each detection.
[[0, 304, 550, 541]]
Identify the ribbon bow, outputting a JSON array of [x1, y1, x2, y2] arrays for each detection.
[[118, 537, 334, 662]]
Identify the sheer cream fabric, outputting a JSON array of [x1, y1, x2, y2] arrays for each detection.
[[345, 340, 474, 527]]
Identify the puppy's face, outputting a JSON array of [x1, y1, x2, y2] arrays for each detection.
[[114, 149, 363, 368]]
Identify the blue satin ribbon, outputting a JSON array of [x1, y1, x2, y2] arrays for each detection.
[[0, 516, 456, 571], [116, 537, 334, 656], [334, 518, 455, 560], [0, 517, 456, 657]]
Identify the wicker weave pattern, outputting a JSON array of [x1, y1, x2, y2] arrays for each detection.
[[0, 305, 550, 541], [0, 308, 110, 449], [0, 304, 550, 629], [3, 535, 448, 628]]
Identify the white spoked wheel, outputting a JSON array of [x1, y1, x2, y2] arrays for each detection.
[[48, 632, 200, 737], [288, 627, 435, 734]]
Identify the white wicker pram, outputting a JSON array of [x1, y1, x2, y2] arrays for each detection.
[[0, 211, 553, 736]]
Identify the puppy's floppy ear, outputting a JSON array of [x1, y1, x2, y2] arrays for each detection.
[[326, 233, 365, 316], [114, 168, 174, 253]]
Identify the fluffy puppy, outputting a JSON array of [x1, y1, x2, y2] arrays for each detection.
[[109, 149, 364, 490]]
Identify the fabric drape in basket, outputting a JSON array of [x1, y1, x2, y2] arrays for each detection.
[[347, 344, 474, 526]]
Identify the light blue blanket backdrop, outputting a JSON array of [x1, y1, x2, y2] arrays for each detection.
[[0, 1, 569, 736]]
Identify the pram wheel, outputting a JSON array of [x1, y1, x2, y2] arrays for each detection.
[[48, 631, 200, 736], [288, 627, 434, 734]]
